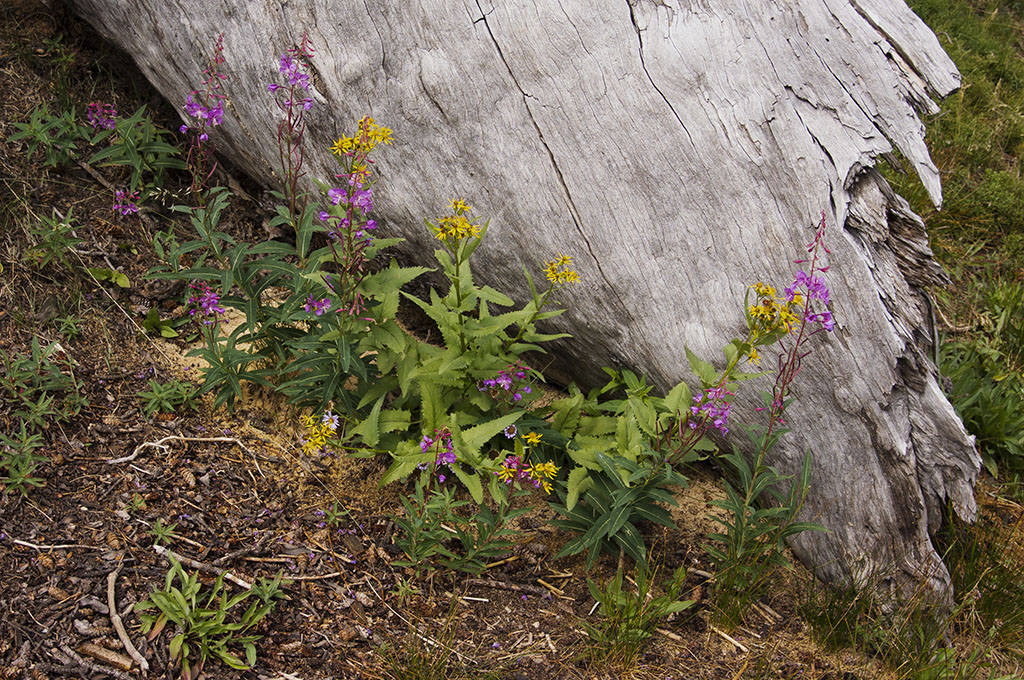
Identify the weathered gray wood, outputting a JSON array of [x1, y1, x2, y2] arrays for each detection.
[[63, 0, 979, 607]]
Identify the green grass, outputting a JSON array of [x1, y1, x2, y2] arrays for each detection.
[[800, 508, 1024, 679], [892, 0, 1024, 261], [882, 0, 1024, 476]]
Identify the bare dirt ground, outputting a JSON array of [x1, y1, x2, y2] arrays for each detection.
[[1, 3, 1016, 680]]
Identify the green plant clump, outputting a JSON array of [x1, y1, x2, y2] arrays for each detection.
[[582, 563, 694, 669], [135, 557, 288, 680], [0, 338, 88, 494]]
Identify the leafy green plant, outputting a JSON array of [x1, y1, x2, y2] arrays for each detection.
[[22, 207, 85, 270], [134, 557, 287, 680], [0, 425, 47, 495], [7, 105, 90, 168], [149, 519, 179, 546], [391, 475, 526, 579], [137, 378, 199, 418], [550, 448, 688, 568], [54, 315, 83, 339], [87, 266, 130, 288], [392, 481, 463, 580], [942, 340, 1024, 476], [87, 104, 186, 195], [142, 307, 180, 338], [581, 562, 693, 668], [0, 338, 87, 434], [708, 429, 821, 628]]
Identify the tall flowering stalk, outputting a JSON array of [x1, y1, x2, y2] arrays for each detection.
[[426, 198, 484, 353], [320, 116, 393, 324], [500, 253, 579, 355], [706, 211, 835, 628], [180, 33, 228, 202], [268, 34, 315, 223]]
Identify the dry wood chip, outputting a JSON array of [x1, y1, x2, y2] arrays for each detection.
[[75, 642, 133, 670]]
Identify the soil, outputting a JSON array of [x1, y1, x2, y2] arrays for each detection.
[[0, 3, 1018, 680]]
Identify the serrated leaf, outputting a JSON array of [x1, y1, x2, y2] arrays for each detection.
[[566, 466, 593, 511], [685, 346, 717, 386], [451, 463, 483, 503]]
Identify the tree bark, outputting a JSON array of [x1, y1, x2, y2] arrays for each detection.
[[62, 0, 979, 607]]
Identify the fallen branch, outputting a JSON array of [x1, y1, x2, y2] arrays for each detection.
[[709, 624, 749, 654], [52, 644, 134, 680], [107, 567, 149, 672], [153, 544, 253, 590], [463, 578, 549, 598], [77, 643, 132, 671], [109, 435, 255, 465], [10, 538, 102, 551]]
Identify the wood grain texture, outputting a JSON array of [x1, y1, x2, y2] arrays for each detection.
[[64, 0, 978, 606]]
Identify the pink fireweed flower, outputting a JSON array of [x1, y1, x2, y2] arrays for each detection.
[[418, 428, 456, 481], [87, 101, 117, 130], [689, 386, 734, 434], [187, 281, 226, 326], [479, 362, 533, 407], [113, 189, 139, 215], [304, 294, 332, 316]]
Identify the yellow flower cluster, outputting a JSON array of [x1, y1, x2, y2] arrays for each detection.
[[329, 116, 393, 157], [529, 461, 558, 495], [746, 282, 802, 363], [299, 412, 338, 456], [432, 198, 482, 241], [494, 432, 558, 494], [544, 254, 580, 285]]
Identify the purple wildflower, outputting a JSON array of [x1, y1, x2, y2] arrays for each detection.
[[327, 187, 346, 205], [690, 387, 734, 434], [187, 281, 226, 326], [113, 189, 139, 215], [87, 101, 117, 130], [304, 294, 332, 316]]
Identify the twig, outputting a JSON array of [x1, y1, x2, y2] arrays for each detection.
[[484, 555, 519, 569], [107, 568, 149, 672], [153, 545, 253, 589], [108, 435, 255, 465], [729, 656, 750, 680], [464, 578, 550, 597], [656, 627, 683, 641], [10, 538, 102, 551], [52, 644, 134, 680], [536, 578, 564, 596], [286, 571, 344, 582], [710, 624, 749, 653]]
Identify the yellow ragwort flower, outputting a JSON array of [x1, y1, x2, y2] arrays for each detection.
[[544, 254, 579, 285], [432, 204, 482, 241], [330, 116, 394, 157], [530, 461, 558, 480], [523, 432, 543, 446]]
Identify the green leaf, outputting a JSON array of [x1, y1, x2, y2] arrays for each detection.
[[458, 411, 525, 461], [451, 463, 483, 503], [350, 395, 384, 447], [566, 466, 593, 511], [685, 346, 717, 386], [664, 380, 692, 414]]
